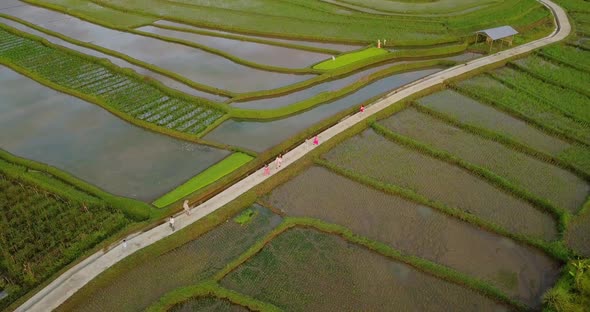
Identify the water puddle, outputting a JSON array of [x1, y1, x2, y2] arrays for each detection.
[[265, 166, 560, 307], [204, 68, 441, 152], [324, 129, 558, 240], [0, 67, 229, 201]]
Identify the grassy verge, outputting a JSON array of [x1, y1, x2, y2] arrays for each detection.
[[153, 153, 254, 208], [214, 218, 529, 311], [145, 280, 281, 312], [312, 47, 388, 70]]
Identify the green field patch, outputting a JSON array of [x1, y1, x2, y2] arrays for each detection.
[[380, 107, 589, 213], [57, 205, 281, 312], [312, 47, 388, 70], [153, 153, 253, 208], [264, 166, 561, 306], [512, 55, 590, 97], [490, 67, 590, 124], [540, 44, 590, 72], [221, 227, 509, 311], [323, 129, 558, 240], [233, 207, 258, 226], [0, 163, 130, 310], [454, 75, 590, 146]]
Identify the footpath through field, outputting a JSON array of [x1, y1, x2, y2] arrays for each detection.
[[16, 1, 571, 311]]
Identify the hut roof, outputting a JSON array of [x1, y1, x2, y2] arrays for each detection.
[[476, 26, 518, 40]]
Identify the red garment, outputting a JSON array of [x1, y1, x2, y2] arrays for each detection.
[[313, 136, 319, 145], [360, 105, 365, 112]]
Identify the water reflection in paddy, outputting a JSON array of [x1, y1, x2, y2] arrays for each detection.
[[3, 4, 315, 93], [204, 68, 441, 152], [0, 67, 229, 202]]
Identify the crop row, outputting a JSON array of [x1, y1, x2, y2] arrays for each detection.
[[0, 173, 129, 310], [452, 75, 590, 146], [539, 44, 590, 72], [0, 28, 224, 136], [489, 67, 590, 124], [512, 55, 590, 97]]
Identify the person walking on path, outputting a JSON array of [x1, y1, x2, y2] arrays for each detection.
[[122, 239, 127, 249], [263, 164, 271, 176], [169, 217, 175, 232], [183, 200, 191, 216], [360, 105, 365, 113], [313, 135, 319, 145], [275, 154, 283, 169]]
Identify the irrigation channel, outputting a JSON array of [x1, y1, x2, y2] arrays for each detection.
[[15, 0, 571, 311]]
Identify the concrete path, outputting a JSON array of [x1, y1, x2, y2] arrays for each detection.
[[16, 1, 570, 311]]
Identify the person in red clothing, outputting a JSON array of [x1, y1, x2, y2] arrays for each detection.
[[313, 135, 319, 145], [360, 105, 365, 113]]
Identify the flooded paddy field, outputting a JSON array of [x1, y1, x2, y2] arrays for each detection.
[[204, 68, 441, 152], [58, 205, 281, 312], [265, 166, 561, 306], [380, 107, 589, 212], [153, 20, 363, 52], [137, 25, 332, 69], [221, 227, 511, 311], [2, 4, 315, 93], [324, 129, 558, 240], [0, 67, 229, 201], [0, 17, 227, 101], [565, 210, 590, 258]]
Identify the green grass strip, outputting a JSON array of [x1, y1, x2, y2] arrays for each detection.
[[371, 122, 568, 229], [153, 153, 254, 208], [313, 47, 389, 70], [214, 218, 529, 311], [145, 280, 282, 312], [314, 158, 571, 262]]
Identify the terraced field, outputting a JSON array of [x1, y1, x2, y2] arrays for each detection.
[[2, 0, 590, 311]]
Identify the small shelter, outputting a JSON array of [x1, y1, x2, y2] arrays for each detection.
[[475, 26, 518, 51]]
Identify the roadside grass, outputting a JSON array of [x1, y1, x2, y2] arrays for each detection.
[[312, 47, 388, 70], [153, 153, 253, 208]]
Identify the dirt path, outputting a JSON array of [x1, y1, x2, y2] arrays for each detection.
[[15, 1, 570, 311]]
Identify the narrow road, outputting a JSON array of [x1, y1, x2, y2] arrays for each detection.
[[16, 0, 570, 311]]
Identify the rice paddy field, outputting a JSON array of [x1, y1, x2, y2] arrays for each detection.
[[2, 0, 590, 311]]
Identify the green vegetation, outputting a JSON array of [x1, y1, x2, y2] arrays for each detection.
[[0, 151, 150, 311], [489, 67, 590, 124], [539, 44, 590, 72], [146, 280, 281, 312], [543, 259, 590, 312], [512, 55, 590, 97], [233, 208, 258, 226], [153, 153, 253, 208], [0, 24, 226, 141], [313, 47, 388, 70], [453, 75, 590, 146]]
